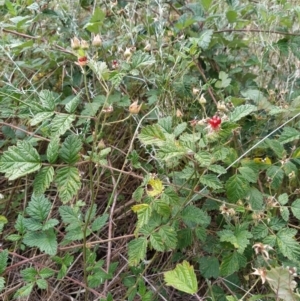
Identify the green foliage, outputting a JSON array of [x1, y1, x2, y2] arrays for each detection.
[[2, 0, 300, 299], [164, 261, 198, 294]]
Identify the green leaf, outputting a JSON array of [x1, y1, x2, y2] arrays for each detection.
[[36, 278, 48, 289], [59, 205, 81, 224], [0, 141, 42, 180], [132, 186, 144, 202], [215, 71, 231, 88], [91, 214, 109, 231], [200, 174, 223, 189], [278, 127, 300, 144], [173, 122, 187, 137], [208, 164, 227, 175], [158, 225, 177, 250], [131, 50, 155, 68], [42, 219, 59, 231], [220, 252, 247, 276], [47, 136, 60, 164], [266, 165, 284, 189], [150, 232, 165, 252], [38, 90, 56, 111], [23, 218, 43, 231], [23, 229, 57, 255], [276, 228, 300, 260], [0, 277, 5, 293], [84, 7, 105, 32], [164, 261, 198, 294], [280, 207, 289, 222], [181, 205, 211, 227], [21, 267, 37, 282], [200, 0, 213, 11], [158, 141, 186, 161], [199, 256, 219, 279], [51, 113, 76, 137], [291, 199, 300, 220], [128, 237, 147, 266], [226, 174, 250, 202], [194, 151, 211, 167], [161, 187, 179, 204], [247, 187, 264, 210], [14, 283, 34, 298], [228, 104, 257, 122], [278, 193, 288, 205], [262, 138, 286, 158], [59, 135, 82, 164], [33, 166, 54, 195], [55, 166, 81, 203], [196, 29, 213, 50], [238, 166, 258, 183], [252, 224, 268, 239], [218, 228, 252, 253], [30, 112, 54, 126], [226, 10, 237, 23], [0, 249, 8, 274], [26, 195, 51, 221], [195, 227, 207, 242], [152, 201, 171, 217], [138, 124, 166, 146], [65, 94, 81, 113]]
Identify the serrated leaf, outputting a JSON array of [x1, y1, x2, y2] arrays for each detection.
[[173, 122, 187, 137], [278, 127, 300, 144], [14, 283, 34, 298], [159, 225, 177, 249], [200, 174, 223, 189], [252, 224, 268, 239], [55, 166, 81, 203], [220, 252, 247, 276], [194, 151, 211, 167], [228, 104, 257, 122], [51, 113, 75, 137], [291, 199, 300, 220], [266, 165, 284, 189], [59, 205, 81, 224], [215, 71, 231, 88], [40, 268, 54, 279], [208, 164, 227, 175], [152, 201, 171, 217], [181, 205, 211, 227], [131, 50, 155, 68], [199, 256, 219, 279], [247, 187, 264, 210], [0, 249, 8, 274], [158, 142, 186, 161], [276, 228, 300, 260], [38, 90, 56, 111], [161, 187, 179, 204], [36, 278, 48, 289], [23, 218, 43, 231], [26, 194, 51, 221], [0, 277, 5, 293], [238, 166, 258, 183], [0, 141, 41, 180], [278, 193, 288, 205], [262, 138, 286, 158], [158, 116, 173, 133], [47, 137, 59, 164], [226, 174, 250, 202], [128, 237, 147, 266], [164, 261, 198, 294], [33, 166, 54, 195], [132, 204, 152, 229], [21, 267, 37, 281], [150, 232, 165, 251], [65, 94, 81, 113], [30, 112, 54, 126], [132, 186, 144, 202], [59, 135, 82, 164], [280, 207, 289, 222], [23, 229, 57, 255], [42, 219, 59, 231], [197, 29, 213, 49], [218, 229, 252, 253], [91, 214, 109, 231], [138, 124, 166, 146]]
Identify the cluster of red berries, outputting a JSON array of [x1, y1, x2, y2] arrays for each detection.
[[208, 115, 221, 130]]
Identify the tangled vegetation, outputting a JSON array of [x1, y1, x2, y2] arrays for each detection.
[[1, 0, 300, 300]]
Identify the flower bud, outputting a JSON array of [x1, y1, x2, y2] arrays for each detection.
[[192, 87, 200, 95], [98, 139, 106, 149], [71, 37, 80, 50], [144, 42, 151, 52], [80, 39, 89, 50], [199, 94, 207, 104], [92, 34, 102, 47], [124, 47, 132, 58], [129, 101, 142, 114], [176, 109, 183, 117]]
